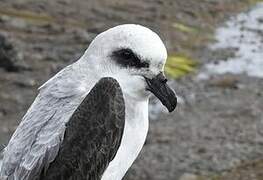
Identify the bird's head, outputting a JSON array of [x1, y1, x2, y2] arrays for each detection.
[[81, 24, 177, 112]]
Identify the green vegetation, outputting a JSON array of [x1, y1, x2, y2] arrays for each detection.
[[172, 23, 199, 34], [165, 54, 198, 78]]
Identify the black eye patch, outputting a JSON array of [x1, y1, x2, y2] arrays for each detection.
[[111, 48, 149, 69]]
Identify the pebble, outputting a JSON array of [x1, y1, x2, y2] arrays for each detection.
[[179, 173, 199, 180]]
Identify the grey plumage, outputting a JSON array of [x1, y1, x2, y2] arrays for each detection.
[[0, 64, 97, 179], [0, 64, 125, 180]]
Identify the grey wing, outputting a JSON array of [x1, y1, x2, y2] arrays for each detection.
[[0, 94, 75, 180], [0, 65, 84, 180], [40, 77, 125, 180]]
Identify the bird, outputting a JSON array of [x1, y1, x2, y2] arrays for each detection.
[[0, 24, 177, 180]]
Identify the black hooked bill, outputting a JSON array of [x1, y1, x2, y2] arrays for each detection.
[[145, 72, 177, 112]]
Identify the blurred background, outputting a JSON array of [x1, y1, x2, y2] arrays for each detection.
[[0, 0, 263, 179]]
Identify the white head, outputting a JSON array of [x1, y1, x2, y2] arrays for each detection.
[[79, 24, 177, 111]]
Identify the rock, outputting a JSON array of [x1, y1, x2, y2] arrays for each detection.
[[8, 18, 28, 29], [208, 75, 239, 89], [72, 29, 95, 44], [0, 34, 26, 72], [179, 173, 199, 180], [14, 78, 37, 88]]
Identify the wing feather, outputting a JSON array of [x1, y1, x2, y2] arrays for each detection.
[[0, 64, 86, 180], [40, 77, 125, 180], [0, 65, 125, 180]]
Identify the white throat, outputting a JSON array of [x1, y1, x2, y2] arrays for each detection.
[[101, 94, 149, 180]]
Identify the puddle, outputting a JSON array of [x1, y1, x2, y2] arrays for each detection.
[[198, 3, 263, 79]]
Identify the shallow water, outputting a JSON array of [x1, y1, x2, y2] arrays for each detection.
[[198, 3, 263, 79]]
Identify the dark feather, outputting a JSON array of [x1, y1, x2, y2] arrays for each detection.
[[40, 77, 125, 180]]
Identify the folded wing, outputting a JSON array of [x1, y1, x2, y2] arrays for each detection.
[[40, 77, 125, 180]]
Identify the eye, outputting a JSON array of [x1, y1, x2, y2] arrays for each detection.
[[121, 50, 133, 60], [112, 48, 149, 69]]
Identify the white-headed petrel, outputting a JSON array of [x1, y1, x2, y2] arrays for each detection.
[[0, 24, 177, 180]]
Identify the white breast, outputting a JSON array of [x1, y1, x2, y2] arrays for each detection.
[[101, 97, 149, 180]]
